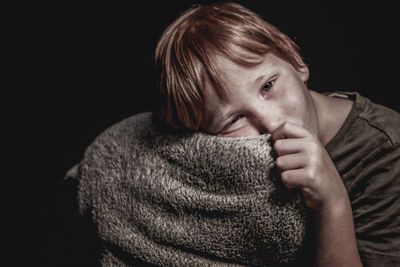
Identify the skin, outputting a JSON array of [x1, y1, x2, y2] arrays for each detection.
[[200, 53, 362, 266]]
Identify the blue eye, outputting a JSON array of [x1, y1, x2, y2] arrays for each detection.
[[262, 81, 274, 92]]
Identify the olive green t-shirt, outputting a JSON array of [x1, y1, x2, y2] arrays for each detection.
[[325, 92, 400, 266]]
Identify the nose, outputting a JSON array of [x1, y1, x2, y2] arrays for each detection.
[[250, 105, 282, 135]]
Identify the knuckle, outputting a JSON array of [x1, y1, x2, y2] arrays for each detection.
[[282, 121, 291, 131], [305, 167, 317, 182], [303, 152, 315, 166], [308, 153, 319, 165], [305, 167, 313, 177], [307, 140, 320, 153]]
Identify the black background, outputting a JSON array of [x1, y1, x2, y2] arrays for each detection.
[[9, 1, 399, 265]]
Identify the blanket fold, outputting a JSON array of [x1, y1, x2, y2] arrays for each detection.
[[71, 112, 307, 266]]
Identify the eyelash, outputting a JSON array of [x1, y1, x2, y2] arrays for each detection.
[[230, 115, 244, 124]]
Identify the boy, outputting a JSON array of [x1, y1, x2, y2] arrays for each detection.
[[155, 2, 399, 266]]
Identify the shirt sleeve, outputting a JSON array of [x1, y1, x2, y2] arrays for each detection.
[[351, 143, 400, 266]]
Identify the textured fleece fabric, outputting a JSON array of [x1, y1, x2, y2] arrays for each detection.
[[68, 112, 308, 266]]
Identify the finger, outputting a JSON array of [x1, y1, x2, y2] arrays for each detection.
[[280, 169, 309, 189], [276, 153, 305, 171], [273, 138, 306, 156], [271, 122, 310, 141]]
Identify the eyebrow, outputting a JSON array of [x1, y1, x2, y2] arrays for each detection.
[[254, 74, 266, 87]]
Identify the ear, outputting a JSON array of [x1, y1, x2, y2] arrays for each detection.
[[297, 64, 310, 82]]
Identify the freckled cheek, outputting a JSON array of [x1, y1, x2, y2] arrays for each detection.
[[259, 102, 285, 132], [275, 87, 308, 127]]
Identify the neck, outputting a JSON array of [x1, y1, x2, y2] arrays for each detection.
[[310, 90, 353, 146]]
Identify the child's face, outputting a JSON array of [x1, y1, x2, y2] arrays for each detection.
[[201, 53, 318, 137]]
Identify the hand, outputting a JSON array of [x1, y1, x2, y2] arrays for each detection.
[[273, 122, 362, 266], [272, 122, 349, 212]]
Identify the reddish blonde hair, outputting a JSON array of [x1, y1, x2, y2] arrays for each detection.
[[155, 2, 306, 131]]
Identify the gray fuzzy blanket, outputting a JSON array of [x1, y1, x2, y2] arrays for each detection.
[[67, 112, 307, 266]]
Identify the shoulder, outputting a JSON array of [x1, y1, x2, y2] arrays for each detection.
[[326, 91, 400, 154], [355, 92, 400, 145], [330, 91, 400, 146]]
